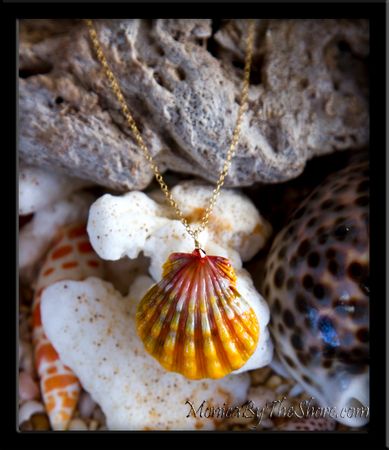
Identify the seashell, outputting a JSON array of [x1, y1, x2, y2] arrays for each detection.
[[29, 412, 51, 430], [276, 416, 337, 431], [78, 390, 97, 419], [136, 248, 259, 380], [19, 400, 45, 426], [32, 222, 104, 430], [41, 276, 251, 429], [19, 339, 34, 375], [68, 418, 89, 430], [262, 159, 369, 427], [19, 371, 39, 402]]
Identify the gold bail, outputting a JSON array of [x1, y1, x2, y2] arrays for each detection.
[[193, 235, 206, 257], [193, 230, 201, 249]]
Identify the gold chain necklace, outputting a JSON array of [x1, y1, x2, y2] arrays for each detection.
[[85, 19, 259, 380]]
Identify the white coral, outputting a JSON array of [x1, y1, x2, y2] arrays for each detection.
[[41, 277, 251, 430], [88, 181, 271, 267], [19, 164, 91, 215], [87, 181, 273, 373], [19, 192, 93, 280]]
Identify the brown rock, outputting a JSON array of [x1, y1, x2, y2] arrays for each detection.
[[19, 19, 369, 191]]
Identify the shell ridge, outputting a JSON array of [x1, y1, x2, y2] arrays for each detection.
[[137, 265, 188, 355], [210, 258, 257, 338], [202, 262, 232, 377], [136, 250, 260, 380], [162, 252, 192, 278], [151, 292, 180, 361], [136, 285, 163, 355], [207, 258, 258, 361], [160, 258, 191, 292], [139, 252, 204, 376], [174, 259, 201, 376], [206, 262, 248, 364], [208, 256, 236, 285], [194, 264, 206, 378], [151, 261, 197, 363], [137, 258, 192, 332]]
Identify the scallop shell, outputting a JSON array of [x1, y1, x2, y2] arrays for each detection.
[[136, 249, 259, 380]]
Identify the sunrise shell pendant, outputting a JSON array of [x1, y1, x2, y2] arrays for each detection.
[[136, 249, 259, 379]]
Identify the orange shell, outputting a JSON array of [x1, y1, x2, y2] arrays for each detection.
[[136, 249, 259, 379]]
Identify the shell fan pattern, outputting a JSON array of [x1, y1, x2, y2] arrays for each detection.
[[136, 249, 259, 380]]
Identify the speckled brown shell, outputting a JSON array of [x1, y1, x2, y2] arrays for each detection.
[[263, 160, 369, 396]]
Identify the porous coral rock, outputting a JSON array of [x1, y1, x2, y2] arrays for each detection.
[[19, 19, 368, 191], [88, 181, 271, 267]]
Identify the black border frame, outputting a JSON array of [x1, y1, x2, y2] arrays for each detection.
[[6, 1, 386, 448]]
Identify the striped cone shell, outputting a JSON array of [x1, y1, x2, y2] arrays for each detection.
[[136, 249, 259, 380], [32, 223, 104, 430]]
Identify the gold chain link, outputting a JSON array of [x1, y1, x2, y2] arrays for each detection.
[[85, 19, 255, 248]]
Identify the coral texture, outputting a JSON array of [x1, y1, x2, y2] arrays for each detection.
[[87, 181, 274, 373], [19, 19, 368, 191], [41, 276, 251, 430]]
